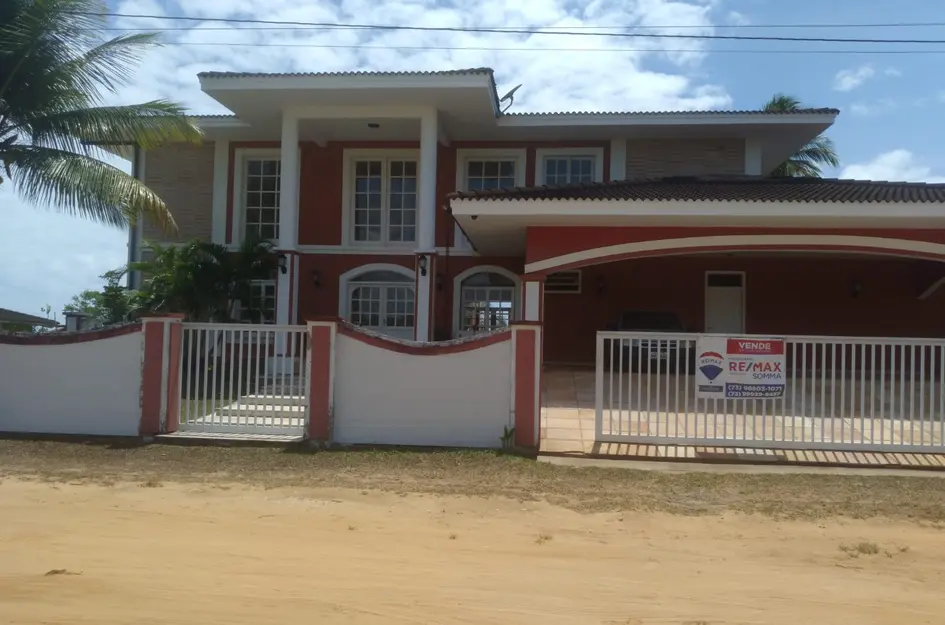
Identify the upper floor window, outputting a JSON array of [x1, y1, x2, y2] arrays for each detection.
[[535, 148, 604, 186], [455, 150, 526, 251], [348, 154, 418, 245], [244, 158, 281, 241], [466, 159, 517, 191]]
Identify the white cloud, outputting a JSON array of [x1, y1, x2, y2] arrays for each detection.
[[4, 0, 732, 313], [840, 150, 945, 183], [848, 98, 896, 116], [884, 67, 902, 77], [833, 65, 875, 92], [726, 11, 750, 25]]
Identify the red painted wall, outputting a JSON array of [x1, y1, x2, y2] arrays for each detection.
[[544, 255, 945, 364]]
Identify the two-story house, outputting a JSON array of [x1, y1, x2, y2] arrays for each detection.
[[129, 67, 945, 366]]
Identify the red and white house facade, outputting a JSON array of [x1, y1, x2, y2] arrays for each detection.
[[116, 67, 945, 452]]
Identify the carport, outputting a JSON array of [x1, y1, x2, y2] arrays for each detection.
[[449, 176, 945, 454]]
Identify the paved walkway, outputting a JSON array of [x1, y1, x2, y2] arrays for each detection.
[[541, 366, 945, 470]]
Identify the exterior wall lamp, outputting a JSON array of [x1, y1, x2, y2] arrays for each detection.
[[277, 254, 288, 275], [417, 254, 429, 277]]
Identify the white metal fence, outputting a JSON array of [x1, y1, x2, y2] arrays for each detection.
[[178, 323, 309, 436], [596, 332, 945, 452]]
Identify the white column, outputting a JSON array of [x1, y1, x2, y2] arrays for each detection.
[[609, 138, 627, 182], [276, 112, 300, 329], [744, 137, 763, 175], [523, 280, 543, 322], [210, 139, 230, 244], [418, 109, 438, 252], [415, 109, 438, 341]]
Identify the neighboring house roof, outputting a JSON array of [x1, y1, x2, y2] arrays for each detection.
[[0, 307, 59, 328], [450, 176, 945, 203]]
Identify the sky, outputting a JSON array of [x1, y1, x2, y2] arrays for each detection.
[[4, 0, 945, 317]]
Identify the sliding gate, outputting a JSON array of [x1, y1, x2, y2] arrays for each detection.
[[595, 332, 945, 452]]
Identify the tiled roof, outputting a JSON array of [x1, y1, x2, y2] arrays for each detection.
[[504, 108, 839, 116], [198, 68, 494, 79], [0, 307, 59, 327], [450, 176, 945, 203]]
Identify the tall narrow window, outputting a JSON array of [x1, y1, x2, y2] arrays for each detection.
[[352, 158, 417, 244], [244, 158, 281, 241], [348, 270, 416, 339], [459, 271, 516, 334]]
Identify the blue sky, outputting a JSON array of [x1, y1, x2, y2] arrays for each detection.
[[4, 0, 945, 318]]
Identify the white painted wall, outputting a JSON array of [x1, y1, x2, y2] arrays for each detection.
[[0, 331, 144, 436], [333, 334, 513, 448]]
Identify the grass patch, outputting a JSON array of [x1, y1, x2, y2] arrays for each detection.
[[1, 440, 945, 521], [535, 532, 553, 545], [840, 542, 881, 557]]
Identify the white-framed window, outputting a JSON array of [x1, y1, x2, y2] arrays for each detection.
[[454, 149, 526, 251], [231, 148, 290, 244], [238, 280, 277, 324], [344, 150, 419, 247], [535, 148, 604, 186], [545, 270, 582, 294], [340, 266, 416, 339], [243, 158, 281, 241], [454, 268, 520, 336]]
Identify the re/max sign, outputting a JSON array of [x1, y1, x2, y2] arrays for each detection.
[[728, 360, 783, 373]]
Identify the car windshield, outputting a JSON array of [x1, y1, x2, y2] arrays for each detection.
[[619, 311, 684, 331]]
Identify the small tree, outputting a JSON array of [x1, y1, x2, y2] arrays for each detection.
[[129, 236, 279, 322], [64, 269, 134, 325]]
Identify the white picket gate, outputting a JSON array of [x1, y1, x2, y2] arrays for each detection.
[[595, 332, 945, 452], [178, 323, 309, 437]]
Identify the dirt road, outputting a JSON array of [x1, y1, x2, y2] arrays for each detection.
[[2, 476, 944, 625]]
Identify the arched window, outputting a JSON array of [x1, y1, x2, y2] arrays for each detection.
[[459, 271, 517, 335], [342, 267, 415, 339]]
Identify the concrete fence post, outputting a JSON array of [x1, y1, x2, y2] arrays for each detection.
[[511, 323, 542, 449], [306, 319, 337, 442], [139, 314, 185, 436]]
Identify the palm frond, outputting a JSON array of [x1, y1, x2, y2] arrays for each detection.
[[4, 145, 177, 230], [55, 33, 163, 102], [763, 93, 839, 177], [762, 93, 802, 113], [0, 0, 106, 102], [22, 102, 202, 153]]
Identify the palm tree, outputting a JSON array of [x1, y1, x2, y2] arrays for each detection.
[[763, 94, 839, 178], [0, 0, 202, 230], [129, 236, 280, 322]]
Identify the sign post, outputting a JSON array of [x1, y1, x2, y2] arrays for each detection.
[[696, 337, 785, 399]]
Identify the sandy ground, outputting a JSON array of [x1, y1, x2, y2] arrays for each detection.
[[2, 478, 944, 625]]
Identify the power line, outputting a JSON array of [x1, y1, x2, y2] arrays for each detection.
[[92, 21, 945, 32], [79, 11, 945, 44], [167, 41, 945, 55]]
